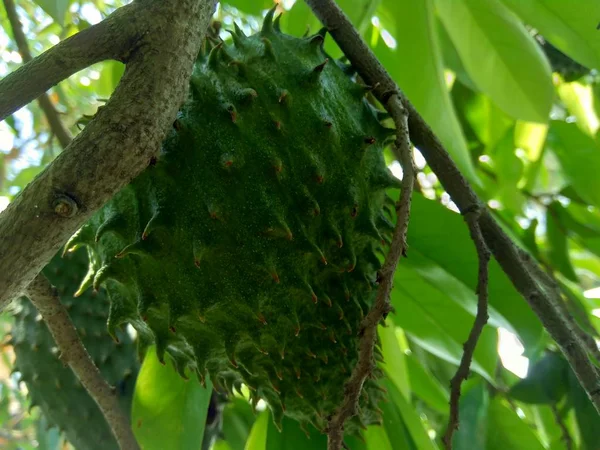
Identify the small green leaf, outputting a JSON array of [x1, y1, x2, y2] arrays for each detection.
[[132, 348, 213, 450], [546, 202, 578, 282], [436, 0, 553, 122], [34, 0, 72, 26], [509, 352, 569, 404]]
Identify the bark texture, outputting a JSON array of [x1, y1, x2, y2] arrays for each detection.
[[0, 0, 218, 309]]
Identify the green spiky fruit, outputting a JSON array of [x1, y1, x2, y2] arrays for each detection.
[[70, 11, 398, 433], [11, 249, 139, 450]]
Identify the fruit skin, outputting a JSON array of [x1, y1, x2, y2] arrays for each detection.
[[70, 11, 398, 433], [11, 248, 139, 450]]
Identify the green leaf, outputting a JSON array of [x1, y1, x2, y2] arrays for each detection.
[[132, 348, 213, 450], [244, 411, 268, 450], [363, 425, 394, 450], [547, 121, 600, 210], [380, 323, 410, 399], [266, 413, 327, 450], [404, 193, 544, 351], [383, 379, 439, 450], [34, 0, 71, 26], [452, 379, 489, 450], [546, 202, 578, 281], [8, 165, 44, 192], [405, 353, 450, 414], [378, 399, 414, 450], [500, 0, 600, 70], [509, 352, 569, 404], [568, 367, 600, 450], [221, 397, 256, 450], [435, 0, 552, 122], [391, 265, 499, 382], [557, 81, 600, 137], [486, 398, 545, 450], [376, 0, 480, 185]]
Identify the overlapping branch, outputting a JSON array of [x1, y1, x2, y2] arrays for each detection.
[[325, 99, 414, 449], [304, 0, 600, 441], [0, 0, 218, 310], [443, 209, 490, 449], [25, 274, 139, 450], [3, 0, 72, 148]]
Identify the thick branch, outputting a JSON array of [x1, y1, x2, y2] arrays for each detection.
[[326, 99, 414, 450], [3, 0, 72, 148], [443, 209, 490, 449], [0, 0, 218, 309], [0, 1, 143, 121], [26, 274, 138, 450], [304, 0, 600, 414]]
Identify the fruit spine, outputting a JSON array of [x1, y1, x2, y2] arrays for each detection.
[[68, 9, 399, 433]]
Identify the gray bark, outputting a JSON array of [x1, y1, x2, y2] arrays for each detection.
[[0, 0, 218, 309]]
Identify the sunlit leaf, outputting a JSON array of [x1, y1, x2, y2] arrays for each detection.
[[244, 411, 268, 450], [436, 0, 553, 122], [34, 0, 72, 26], [376, 0, 480, 184], [131, 348, 213, 450], [500, 0, 600, 70]]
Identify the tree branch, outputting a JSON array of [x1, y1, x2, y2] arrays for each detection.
[[3, 0, 72, 148], [25, 274, 139, 450], [326, 97, 415, 449], [0, 0, 218, 309], [304, 0, 600, 415], [443, 208, 490, 449]]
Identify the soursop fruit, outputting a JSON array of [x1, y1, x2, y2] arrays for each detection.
[[10, 248, 139, 450], [68, 10, 399, 433]]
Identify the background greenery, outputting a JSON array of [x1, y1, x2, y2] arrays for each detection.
[[1, 0, 599, 449]]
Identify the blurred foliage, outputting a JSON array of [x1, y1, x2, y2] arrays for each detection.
[[1, 0, 600, 449]]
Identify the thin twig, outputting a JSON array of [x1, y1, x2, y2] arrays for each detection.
[[304, 0, 600, 415], [551, 403, 573, 450], [25, 274, 139, 450], [326, 98, 415, 449], [3, 0, 72, 148], [443, 208, 490, 449]]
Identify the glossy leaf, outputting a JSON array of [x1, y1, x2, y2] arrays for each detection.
[[405, 194, 544, 351], [436, 0, 553, 122], [376, 0, 479, 184], [500, 0, 600, 70], [244, 411, 268, 450], [405, 353, 449, 414], [131, 348, 213, 450], [547, 121, 600, 210], [486, 398, 545, 450], [451, 379, 488, 450], [509, 352, 569, 404], [380, 322, 410, 398], [383, 379, 439, 450]]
